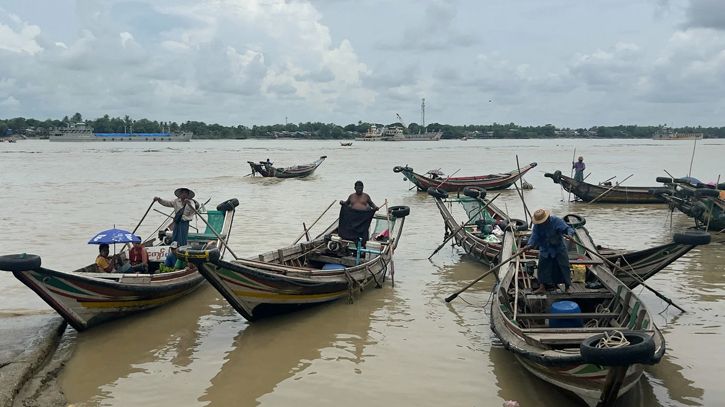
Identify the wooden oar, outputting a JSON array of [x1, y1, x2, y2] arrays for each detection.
[[153, 208, 199, 231], [445, 247, 526, 302], [119, 200, 156, 253], [428, 193, 501, 260], [291, 200, 337, 244], [515, 155, 532, 225], [564, 235, 686, 313], [587, 174, 633, 204]]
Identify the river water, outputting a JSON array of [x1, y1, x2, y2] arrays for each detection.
[[0, 138, 722, 406]]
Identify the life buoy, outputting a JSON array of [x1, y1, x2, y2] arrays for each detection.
[[0, 253, 42, 272]]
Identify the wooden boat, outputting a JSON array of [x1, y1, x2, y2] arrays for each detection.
[[0, 199, 239, 331], [545, 170, 668, 204], [247, 155, 327, 178], [428, 188, 709, 288], [340, 142, 353, 146], [177, 205, 410, 321], [394, 162, 537, 192], [490, 218, 665, 406]]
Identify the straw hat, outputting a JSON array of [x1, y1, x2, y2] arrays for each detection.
[[174, 187, 195, 199], [532, 209, 550, 224]]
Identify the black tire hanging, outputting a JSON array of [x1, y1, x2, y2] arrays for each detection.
[[216, 198, 240, 212], [463, 186, 487, 199], [0, 254, 42, 272], [580, 331, 655, 366], [389, 205, 411, 218], [673, 230, 711, 245], [427, 187, 449, 199], [564, 213, 586, 228]]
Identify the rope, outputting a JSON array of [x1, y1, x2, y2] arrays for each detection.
[[596, 330, 630, 349]]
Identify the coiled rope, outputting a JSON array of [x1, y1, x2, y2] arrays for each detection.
[[596, 330, 630, 349]]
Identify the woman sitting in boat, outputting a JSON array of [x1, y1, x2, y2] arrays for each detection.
[[128, 241, 149, 273], [95, 244, 117, 273], [523, 209, 575, 294]]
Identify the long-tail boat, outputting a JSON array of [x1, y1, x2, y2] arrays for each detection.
[[178, 205, 410, 321], [545, 170, 668, 204], [247, 155, 327, 178], [428, 188, 710, 288], [394, 162, 537, 192], [490, 217, 666, 406], [0, 199, 239, 331], [656, 177, 725, 232]]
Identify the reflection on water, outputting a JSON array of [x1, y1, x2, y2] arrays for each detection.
[[0, 139, 722, 406]]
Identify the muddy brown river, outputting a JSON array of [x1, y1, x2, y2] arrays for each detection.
[[0, 138, 722, 406]]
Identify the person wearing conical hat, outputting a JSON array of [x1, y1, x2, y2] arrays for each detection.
[[154, 188, 199, 246], [524, 209, 575, 294]]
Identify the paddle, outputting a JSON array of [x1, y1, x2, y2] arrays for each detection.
[[514, 155, 532, 225], [587, 173, 633, 204], [119, 199, 156, 253], [564, 235, 686, 313], [445, 247, 526, 302], [428, 193, 501, 260], [153, 208, 199, 231]]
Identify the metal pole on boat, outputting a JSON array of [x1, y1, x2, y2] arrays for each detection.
[[428, 193, 501, 260], [563, 235, 686, 313], [587, 174, 634, 204], [292, 200, 337, 244]]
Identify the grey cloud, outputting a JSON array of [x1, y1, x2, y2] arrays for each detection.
[[683, 0, 725, 30]]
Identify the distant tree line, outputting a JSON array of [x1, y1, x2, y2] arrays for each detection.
[[1, 113, 724, 139]]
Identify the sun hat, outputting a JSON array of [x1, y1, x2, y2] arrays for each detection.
[[174, 187, 196, 199], [532, 209, 550, 224]]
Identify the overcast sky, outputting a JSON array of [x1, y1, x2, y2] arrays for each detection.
[[1, 0, 725, 127]]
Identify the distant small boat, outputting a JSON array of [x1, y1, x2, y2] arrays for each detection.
[[340, 142, 353, 146], [247, 155, 327, 178]]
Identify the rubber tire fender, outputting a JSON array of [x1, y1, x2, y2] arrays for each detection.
[[388, 205, 410, 218], [673, 230, 711, 245], [509, 218, 529, 231], [694, 188, 720, 198], [0, 254, 42, 272], [427, 187, 449, 199], [463, 186, 487, 199], [580, 331, 655, 366], [216, 198, 240, 212], [545, 170, 562, 183], [564, 213, 586, 228]]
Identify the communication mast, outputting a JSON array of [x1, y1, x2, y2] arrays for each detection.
[[421, 98, 426, 129]]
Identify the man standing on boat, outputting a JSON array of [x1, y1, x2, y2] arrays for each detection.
[[524, 209, 575, 294], [340, 181, 379, 211], [154, 188, 199, 246], [572, 156, 585, 182]]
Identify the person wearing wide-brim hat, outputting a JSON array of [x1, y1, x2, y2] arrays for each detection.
[[154, 188, 199, 246], [524, 208, 575, 294]]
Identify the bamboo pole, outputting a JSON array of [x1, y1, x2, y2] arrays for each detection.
[[588, 174, 634, 204], [292, 200, 337, 244]]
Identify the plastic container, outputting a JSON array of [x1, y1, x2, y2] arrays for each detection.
[[322, 263, 346, 271], [549, 300, 583, 328]]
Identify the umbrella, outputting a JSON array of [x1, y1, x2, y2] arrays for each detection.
[[88, 228, 141, 245]]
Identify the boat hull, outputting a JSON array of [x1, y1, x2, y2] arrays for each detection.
[[12, 267, 204, 331], [545, 171, 667, 204], [247, 156, 326, 178], [397, 162, 537, 192]]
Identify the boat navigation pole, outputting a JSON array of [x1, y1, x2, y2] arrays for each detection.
[[567, 148, 576, 202], [688, 139, 697, 178]]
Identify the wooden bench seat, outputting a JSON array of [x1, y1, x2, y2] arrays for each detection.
[[524, 329, 653, 345], [516, 312, 618, 320]]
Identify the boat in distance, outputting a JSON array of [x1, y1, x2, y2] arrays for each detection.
[[49, 124, 192, 142]]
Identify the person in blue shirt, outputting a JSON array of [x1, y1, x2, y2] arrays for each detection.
[[524, 209, 575, 294]]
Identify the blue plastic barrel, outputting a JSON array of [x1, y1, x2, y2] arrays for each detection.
[[322, 263, 346, 271], [549, 300, 583, 328]]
